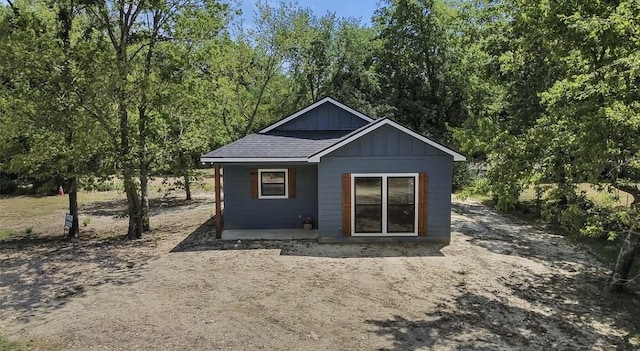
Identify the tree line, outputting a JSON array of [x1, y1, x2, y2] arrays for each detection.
[[1, 0, 639, 292]]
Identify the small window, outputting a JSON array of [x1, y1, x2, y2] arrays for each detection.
[[259, 169, 288, 199]]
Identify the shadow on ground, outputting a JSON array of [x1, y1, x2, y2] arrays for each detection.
[[451, 201, 603, 273], [0, 235, 154, 324], [170, 217, 445, 258], [445, 201, 640, 350], [367, 288, 639, 350], [81, 196, 211, 218]]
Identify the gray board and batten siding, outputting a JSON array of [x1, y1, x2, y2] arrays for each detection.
[[272, 102, 369, 131], [317, 124, 454, 243], [222, 164, 319, 230], [324, 123, 451, 158]]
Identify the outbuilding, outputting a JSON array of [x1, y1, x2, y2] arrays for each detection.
[[201, 97, 465, 243]]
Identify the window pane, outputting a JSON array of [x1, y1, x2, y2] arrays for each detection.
[[261, 172, 285, 184], [388, 177, 415, 233], [354, 177, 382, 233], [261, 183, 285, 196]]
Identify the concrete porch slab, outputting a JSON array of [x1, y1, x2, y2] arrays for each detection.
[[222, 229, 318, 240]]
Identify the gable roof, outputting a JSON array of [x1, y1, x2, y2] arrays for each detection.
[[308, 118, 466, 162], [200, 98, 466, 163], [259, 97, 374, 133]]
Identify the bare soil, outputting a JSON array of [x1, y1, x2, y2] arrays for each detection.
[[1, 196, 639, 350]]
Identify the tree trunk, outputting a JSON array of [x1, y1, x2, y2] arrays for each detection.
[[179, 151, 192, 201], [93, 0, 145, 239], [67, 177, 79, 238], [59, 3, 78, 239], [120, 72, 142, 240], [608, 230, 639, 293], [184, 171, 192, 201], [136, 11, 161, 232], [608, 184, 639, 293], [139, 102, 150, 231], [140, 159, 150, 231], [124, 171, 142, 239]]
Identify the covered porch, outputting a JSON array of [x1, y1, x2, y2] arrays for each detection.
[[211, 163, 319, 238]]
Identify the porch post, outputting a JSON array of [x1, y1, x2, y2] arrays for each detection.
[[214, 164, 222, 239]]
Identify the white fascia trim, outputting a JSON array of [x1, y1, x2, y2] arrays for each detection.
[[308, 119, 467, 162], [259, 97, 374, 133], [200, 157, 308, 163]]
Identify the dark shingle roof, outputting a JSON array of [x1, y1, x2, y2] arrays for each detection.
[[201, 130, 351, 159]]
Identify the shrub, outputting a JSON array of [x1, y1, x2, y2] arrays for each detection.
[[0, 175, 18, 195], [452, 162, 474, 192], [456, 176, 491, 200]]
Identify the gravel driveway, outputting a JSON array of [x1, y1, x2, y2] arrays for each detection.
[[2, 200, 639, 350]]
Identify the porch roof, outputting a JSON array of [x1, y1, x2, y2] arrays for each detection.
[[201, 130, 350, 162]]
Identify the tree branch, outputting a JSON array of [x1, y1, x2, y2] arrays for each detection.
[[611, 183, 640, 207]]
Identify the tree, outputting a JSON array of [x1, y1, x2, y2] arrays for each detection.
[[0, 0, 109, 237], [454, 0, 640, 292], [373, 0, 469, 141], [132, 0, 230, 229], [85, 0, 230, 238], [215, 1, 317, 140], [534, 0, 640, 292], [285, 10, 380, 114], [153, 4, 231, 201]]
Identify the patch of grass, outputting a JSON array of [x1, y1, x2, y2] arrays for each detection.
[[82, 215, 92, 227], [458, 193, 492, 202], [519, 183, 636, 207], [198, 182, 215, 192], [0, 192, 121, 233], [566, 234, 621, 266], [0, 334, 61, 351], [0, 335, 23, 351], [566, 233, 640, 281], [0, 229, 16, 241]]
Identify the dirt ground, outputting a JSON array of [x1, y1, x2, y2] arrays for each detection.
[[1, 194, 640, 350]]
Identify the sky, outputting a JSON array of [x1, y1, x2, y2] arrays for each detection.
[[238, 0, 380, 26]]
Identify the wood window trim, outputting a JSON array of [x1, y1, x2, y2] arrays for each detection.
[[257, 169, 288, 199], [418, 173, 427, 236], [342, 174, 351, 236], [350, 173, 419, 237], [288, 168, 296, 198]]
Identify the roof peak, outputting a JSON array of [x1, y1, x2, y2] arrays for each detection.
[[259, 97, 374, 133]]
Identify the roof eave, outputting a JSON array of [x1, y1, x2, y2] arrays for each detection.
[[200, 157, 309, 164]]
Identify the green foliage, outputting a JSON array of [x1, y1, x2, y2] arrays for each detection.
[[82, 215, 91, 227], [0, 334, 23, 351], [0, 0, 110, 186], [0, 229, 17, 241], [451, 162, 474, 192], [0, 333, 60, 351], [454, 0, 640, 265], [456, 176, 491, 201], [373, 0, 479, 141], [0, 175, 18, 195], [81, 177, 120, 192]]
